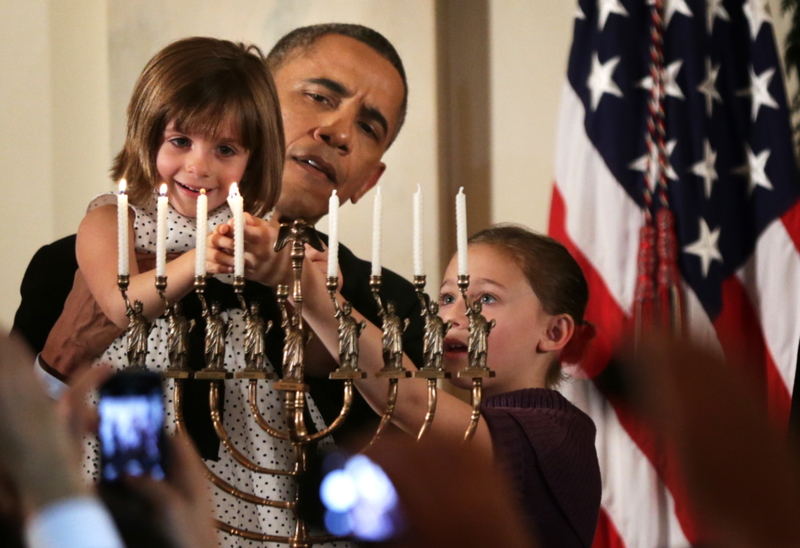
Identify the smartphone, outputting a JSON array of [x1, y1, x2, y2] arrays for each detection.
[[98, 371, 167, 482], [316, 452, 403, 542]]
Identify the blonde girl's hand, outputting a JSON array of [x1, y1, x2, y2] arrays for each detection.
[[305, 246, 343, 292], [205, 223, 235, 275]]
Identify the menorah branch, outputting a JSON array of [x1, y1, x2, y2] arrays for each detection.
[[307, 380, 354, 442], [417, 379, 438, 441], [464, 378, 483, 442], [210, 382, 297, 476], [247, 380, 291, 441], [173, 380, 292, 508], [364, 378, 399, 450]]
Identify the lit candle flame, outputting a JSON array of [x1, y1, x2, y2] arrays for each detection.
[[159, 183, 168, 196], [229, 182, 240, 197], [200, 188, 206, 196], [119, 179, 127, 195]]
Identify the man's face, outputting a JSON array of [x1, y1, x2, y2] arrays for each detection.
[[273, 34, 405, 223]]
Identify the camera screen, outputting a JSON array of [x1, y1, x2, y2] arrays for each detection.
[[99, 388, 165, 481]]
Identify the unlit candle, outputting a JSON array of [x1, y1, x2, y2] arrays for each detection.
[[456, 187, 468, 277], [327, 190, 339, 278], [413, 185, 423, 277], [371, 187, 382, 277]]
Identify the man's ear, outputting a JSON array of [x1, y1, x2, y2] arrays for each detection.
[[538, 314, 575, 353], [350, 162, 385, 204]]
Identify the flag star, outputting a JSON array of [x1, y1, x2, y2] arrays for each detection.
[[648, 0, 693, 28], [732, 144, 773, 195], [629, 138, 679, 187], [697, 57, 722, 117], [743, 0, 772, 40], [684, 218, 723, 278], [576, 5, 586, 20], [737, 66, 779, 122], [706, 0, 730, 34], [587, 53, 623, 111], [690, 139, 718, 199], [638, 60, 685, 100], [597, 0, 628, 31]]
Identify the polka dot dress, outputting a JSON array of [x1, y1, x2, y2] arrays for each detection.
[[84, 193, 355, 548]]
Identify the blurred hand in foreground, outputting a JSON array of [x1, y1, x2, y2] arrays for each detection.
[[616, 334, 800, 548], [366, 433, 536, 548]]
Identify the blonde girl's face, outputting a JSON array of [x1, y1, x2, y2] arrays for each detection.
[[438, 243, 553, 393], [156, 119, 251, 217]]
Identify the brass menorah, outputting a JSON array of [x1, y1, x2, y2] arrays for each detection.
[[116, 219, 494, 546]]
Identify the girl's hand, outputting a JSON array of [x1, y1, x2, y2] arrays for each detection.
[[206, 213, 291, 287]]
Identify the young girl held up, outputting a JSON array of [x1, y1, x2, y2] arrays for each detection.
[[74, 37, 343, 546], [300, 224, 602, 548], [78, 37, 282, 330]]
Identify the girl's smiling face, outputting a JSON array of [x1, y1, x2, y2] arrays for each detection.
[[156, 119, 251, 217], [438, 243, 555, 394]]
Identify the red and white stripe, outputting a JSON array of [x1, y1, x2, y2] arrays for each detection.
[[551, 83, 800, 547]]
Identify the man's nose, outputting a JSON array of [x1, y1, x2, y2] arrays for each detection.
[[314, 111, 352, 154]]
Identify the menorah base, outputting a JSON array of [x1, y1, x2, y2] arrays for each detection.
[[163, 370, 192, 379], [234, 370, 274, 380], [329, 369, 367, 380], [273, 379, 309, 392], [415, 369, 451, 379], [195, 370, 233, 380], [374, 369, 412, 379], [457, 367, 496, 379]]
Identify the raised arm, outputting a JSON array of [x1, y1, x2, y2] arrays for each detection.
[[76, 204, 197, 329], [300, 256, 493, 453]]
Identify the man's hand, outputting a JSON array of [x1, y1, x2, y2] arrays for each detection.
[[55, 364, 113, 457], [126, 433, 216, 548], [617, 335, 800, 547], [207, 213, 292, 287], [366, 433, 536, 548], [0, 333, 88, 511]]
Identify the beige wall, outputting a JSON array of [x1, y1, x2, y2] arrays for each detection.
[[0, 0, 109, 329], [1, 0, 796, 329], [489, 0, 577, 232], [1, 0, 54, 329]]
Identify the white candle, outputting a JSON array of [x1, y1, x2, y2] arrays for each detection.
[[195, 189, 207, 277], [117, 179, 129, 277], [413, 184, 424, 277], [371, 187, 382, 277], [156, 183, 168, 277], [227, 183, 244, 277], [456, 187, 468, 277], [327, 190, 339, 278]]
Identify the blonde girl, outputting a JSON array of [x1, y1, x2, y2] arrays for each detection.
[[300, 224, 602, 547]]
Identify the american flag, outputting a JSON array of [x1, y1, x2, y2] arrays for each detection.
[[549, 0, 800, 546]]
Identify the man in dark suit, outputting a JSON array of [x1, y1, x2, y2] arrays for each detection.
[[14, 23, 424, 448]]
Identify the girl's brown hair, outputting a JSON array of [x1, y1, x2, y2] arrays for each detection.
[[112, 37, 284, 217], [468, 224, 590, 388]]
